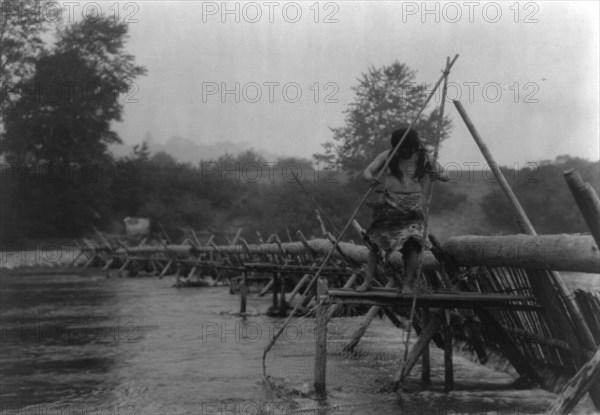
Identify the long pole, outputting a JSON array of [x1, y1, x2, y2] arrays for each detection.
[[263, 54, 460, 385], [395, 56, 451, 388], [292, 173, 340, 235], [564, 169, 600, 248], [453, 100, 596, 353]]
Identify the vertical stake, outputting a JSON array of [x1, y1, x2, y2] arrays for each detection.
[[314, 277, 328, 397], [444, 310, 454, 393], [421, 307, 431, 386], [240, 269, 247, 315]]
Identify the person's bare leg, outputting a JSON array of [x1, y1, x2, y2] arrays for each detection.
[[401, 244, 421, 294], [356, 249, 378, 292]]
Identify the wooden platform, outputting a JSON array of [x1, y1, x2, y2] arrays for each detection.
[[327, 288, 539, 311]]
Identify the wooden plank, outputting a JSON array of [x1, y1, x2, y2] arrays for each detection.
[[546, 346, 600, 415], [332, 298, 540, 311], [328, 289, 534, 303]]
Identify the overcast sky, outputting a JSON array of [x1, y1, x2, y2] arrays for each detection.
[[104, 1, 599, 166]]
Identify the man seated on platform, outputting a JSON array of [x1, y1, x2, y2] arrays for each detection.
[[356, 127, 448, 293]]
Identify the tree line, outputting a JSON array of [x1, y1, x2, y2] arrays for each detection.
[[1, 2, 597, 244], [4, 144, 596, 244]]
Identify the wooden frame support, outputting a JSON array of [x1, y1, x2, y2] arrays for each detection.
[[342, 279, 396, 352], [546, 346, 600, 415], [393, 310, 445, 390]]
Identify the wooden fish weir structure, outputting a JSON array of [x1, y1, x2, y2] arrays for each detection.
[[72, 198, 600, 413], [71, 169, 600, 413], [76, 228, 600, 402], [71, 57, 600, 411]]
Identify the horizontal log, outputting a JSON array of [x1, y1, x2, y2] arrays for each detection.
[[112, 234, 600, 274], [118, 239, 439, 269], [444, 234, 600, 274]]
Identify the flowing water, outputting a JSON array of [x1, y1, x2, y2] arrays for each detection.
[[1, 272, 282, 414], [1, 270, 598, 415]]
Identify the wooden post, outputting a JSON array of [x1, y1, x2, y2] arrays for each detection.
[[232, 227, 243, 245], [421, 307, 431, 386], [278, 273, 287, 317], [102, 258, 115, 271], [70, 241, 85, 267], [258, 278, 275, 297], [240, 270, 247, 315], [343, 278, 396, 352], [175, 264, 181, 287], [288, 273, 310, 302], [392, 310, 445, 391], [314, 277, 328, 397], [272, 272, 279, 312], [326, 273, 359, 320], [453, 100, 597, 353], [393, 310, 445, 388], [444, 311, 454, 393], [159, 259, 173, 278], [187, 266, 197, 279], [118, 259, 131, 273], [564, 169, 600, 248], [158, 222, 172, 244], [546, 346, 600, 415]]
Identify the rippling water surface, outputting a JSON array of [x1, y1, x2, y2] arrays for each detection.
[[1, 273, 284, 414], [1, 271, 597, 414]]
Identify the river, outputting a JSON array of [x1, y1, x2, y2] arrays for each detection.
[[1, 271, 597, 414]]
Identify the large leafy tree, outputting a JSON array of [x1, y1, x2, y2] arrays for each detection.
[[316, 61, 452, 175], [1, 16, 145, 241], [2, 17, 146, 164], [0, 0, 53, 124]]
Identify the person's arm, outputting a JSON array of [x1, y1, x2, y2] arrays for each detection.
[[363, 151, 388, 187], [424, 152, 449, 182]]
